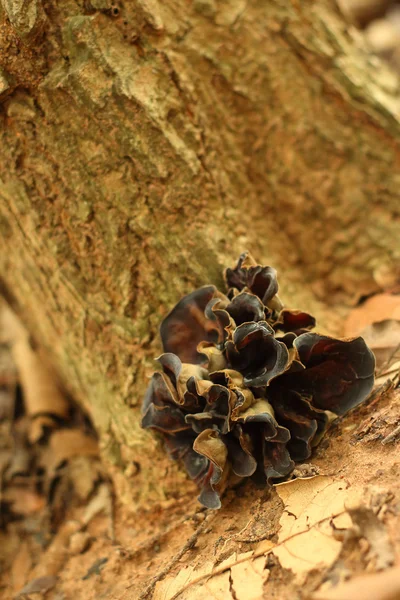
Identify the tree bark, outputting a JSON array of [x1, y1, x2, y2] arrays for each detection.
[[0, 0, 399, 506]]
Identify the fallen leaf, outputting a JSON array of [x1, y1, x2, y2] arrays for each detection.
[[344, 294, 400, 371], [153, 547, 272, 599], [0, 386, 15, 421], [66, 456, 103, 501], [153, 562, 214, 600], [204, 571, 232, 599], [68, 531, 92, 555], [3, 486, 46, 516], [40, 429, 98, 474], [11, 336, 70, 420], [348, 506, 394, 570], [29, 415, 59, 444], [11, 542, 32, 593], [311, 566, 400, 600], [82, 483, 112, 526], [30, 520, 80, 579], [82, 557, 108, 580], [344, 294, 400, 337], [360, 320, 400, 371], [6, 428, 31, 479], [230, 555, 269, 600], [15, 575, 57, 597], [272, 477, 361, 583]]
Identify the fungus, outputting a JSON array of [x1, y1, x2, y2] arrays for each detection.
[[142, 252, 375, 509]]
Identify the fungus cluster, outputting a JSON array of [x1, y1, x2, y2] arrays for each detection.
[[141, 253, 375, 509]]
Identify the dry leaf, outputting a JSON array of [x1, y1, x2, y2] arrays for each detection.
[[66, 456, 103, 501], [3, 486, 46, 516], [30, 520, 80, 579], [11, 542, 32, 593], [12, 337, 70, 420], [153, 546, 271, 600], [29, 415, 59, 445], [153, 562, 214, 600], [6, 428, 31, 479], [15, 575, 57, 597], [360, 320, 400, 370], [311, 566, 400, 600], [40, 429, 98, 474], [0, 386, 15, 421], [1, 306, 69, 423], [230, 555, 269, 600], [68, 531, 92, 555], [82, 483, 112, 526], [272, 477, 361, 583], [349, 506, 394, 570], [344, 294, 400, 371], [344, 294, 400, 337], [204, 571, 232, 599]]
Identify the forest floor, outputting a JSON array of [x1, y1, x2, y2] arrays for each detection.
[[1, 299, 400, 600]]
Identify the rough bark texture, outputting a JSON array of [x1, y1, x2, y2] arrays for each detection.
[[0, 0, 399, 506]]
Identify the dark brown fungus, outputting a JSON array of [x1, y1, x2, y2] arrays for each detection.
[[225, 251, 280, 308], [277, 334, 376, 415], [160, 285, 223, 364], [141, 254, 375, 509], [273, 309, 316, 334], [225, 321, 289, 387]]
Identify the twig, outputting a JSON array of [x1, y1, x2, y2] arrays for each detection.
[[362, 379, 394, 410], [378, 367, 400, 379], [377, 343, 400, 377], [164, 510, 348, 600], [381, 424, 400, 445], [136, 511, 216, 600], [117, 507, 207, 561]]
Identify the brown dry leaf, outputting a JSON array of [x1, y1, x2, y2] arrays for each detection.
[[82, 483, 112, 526], [29, 415, 59, 445], [12, 337, 70, 420], [15, 574, 57, 597], [0, 386, 15, 421], [204, 571, 232, 599], [66, 456, 103, 501], [344, 294, 400, 371], [6, 429, 31, 479], [153, 545, 272, 600], [348, 506, 394, 570], [311, 566, 400, 600], [153, 562, 214, 600], [40, 429, 98, 475], [3, 486, 46, 516], [361, 320, 400, 372], [272, 477, 362, 583], [1, 306, 70, 422], [11, 541, 32, 593], [230, 555, 269, 600], [30, 520, 81, 579], [344, 294, 400, 337]]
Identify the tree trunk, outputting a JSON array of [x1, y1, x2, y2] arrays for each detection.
[[0, 0, 399, 506]]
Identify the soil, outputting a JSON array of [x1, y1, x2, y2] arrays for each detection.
[[1, 378, 399, 600]]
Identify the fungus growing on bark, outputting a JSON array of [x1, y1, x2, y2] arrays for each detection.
[[142, 252, 375, 509]]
